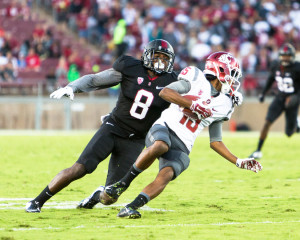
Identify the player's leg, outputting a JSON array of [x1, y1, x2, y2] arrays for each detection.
[[27, 124, 115, 212], [104, 124, 171, 200], [76, 123, 117, 209], [117, 167, 174, 219], [99, 136, 145, 205], [250, 96, 284, 159], [118, 147, 190, 218], [284, 103, 299, 137], [26, 162, 87, 213]]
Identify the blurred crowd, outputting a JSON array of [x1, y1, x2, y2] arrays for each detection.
[[1, 0, 300, 95]]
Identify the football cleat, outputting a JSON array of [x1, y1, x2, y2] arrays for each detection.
[[77, 186, 104, 209], [249, 151, 263, 159], [117, 206, 141, 219], [25, 200, 41, 213], [104, 181, 127, 199]]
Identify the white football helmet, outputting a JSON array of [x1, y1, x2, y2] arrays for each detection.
[[203, 51, 242, 94]]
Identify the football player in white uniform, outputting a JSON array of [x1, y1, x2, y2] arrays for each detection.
[[98, 52, 262, 218]]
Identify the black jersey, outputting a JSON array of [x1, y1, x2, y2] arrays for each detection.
[[111, 55, 178, 138], [262, 60, 300, 97]]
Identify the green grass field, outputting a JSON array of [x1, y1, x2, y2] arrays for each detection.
[[0, 131, 299, 240]]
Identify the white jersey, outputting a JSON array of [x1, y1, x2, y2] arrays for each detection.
[[154, 66, 234, 151]]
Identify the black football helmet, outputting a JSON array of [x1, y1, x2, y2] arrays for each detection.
[[279, 43, 295, 67], [141, 39, 175, 74]]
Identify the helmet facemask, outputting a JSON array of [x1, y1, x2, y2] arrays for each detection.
[[143, 49, 174, 74], [142, 39, 175, 74]]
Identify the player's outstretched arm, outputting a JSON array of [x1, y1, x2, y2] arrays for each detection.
[[50, 68, 123, 100], [50, 86, 74, 100], [210, 141, 262, 173]]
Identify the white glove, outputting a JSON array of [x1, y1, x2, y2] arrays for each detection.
[[236, 158, 262, 173], [50, 86, 74, 100], [232, 91, 243, 106]]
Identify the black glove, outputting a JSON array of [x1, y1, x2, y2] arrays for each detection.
[[258, 94, 265, 103]]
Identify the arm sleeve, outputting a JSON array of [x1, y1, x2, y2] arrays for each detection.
[[164, 79, 191, 94], [68, 68, 122, 93], [209, 120, 223, 143]]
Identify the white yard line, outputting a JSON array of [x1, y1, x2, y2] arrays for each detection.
[[0, 199, 173, 212], [1, 220, 300, 232]]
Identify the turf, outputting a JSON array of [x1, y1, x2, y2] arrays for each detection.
[[0, 131, 299, 240]]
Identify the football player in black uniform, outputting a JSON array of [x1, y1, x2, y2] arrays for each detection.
[[26, 39, 178, 213], [250, 43, 300, 159]]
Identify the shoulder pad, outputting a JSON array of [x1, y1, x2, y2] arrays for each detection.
[[113, 55, 140, 73], [178, 66, 205, 83]]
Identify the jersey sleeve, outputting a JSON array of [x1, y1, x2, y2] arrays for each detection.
[[209, 120, 223, 143], [165, 80, 191, 94], [112, 55, 141, 73], [178, 66, 202, 83]]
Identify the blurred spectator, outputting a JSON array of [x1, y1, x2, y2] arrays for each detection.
[[148, 1, 166, 20], [68, 50, 83, 70], [4, 0, 21, 19], [5, 51, 18, 81], [1, 0, 300, 97], [0, 51, 8, 81], [55, 56, 68, 80], [52, 0, 70, 23], [25, 48, 41, 71], [162, 22, 177, 49], [17, 53, 27, 70], [240, 42, 257, 74], [82, 55, 93, 73], [67, 64, 80, 82], [113, 19, 127, 59], [1, 32, 19, 56], [256, 46, 271, 72], [122, 2, 138, 27], [19, 39, 31, 58], [76, 8, 89, 43]]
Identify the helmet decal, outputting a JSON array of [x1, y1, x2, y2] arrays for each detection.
[[218, 54, 234, 65]]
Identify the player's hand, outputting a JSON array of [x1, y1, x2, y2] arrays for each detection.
[[232, 91, 243, 106], [236, 158, 262, 173], [258, 94, 264, 103], [190, 101, 212, 119], [50, 86, 74, 100]]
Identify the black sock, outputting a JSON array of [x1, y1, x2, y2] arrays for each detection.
[[127, 193, 150, 210], [120, 164, 143, 187], [34, 186, 54, 207], [257, 139, 264, 151]]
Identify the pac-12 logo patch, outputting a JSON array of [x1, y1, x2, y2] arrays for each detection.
[[137, 77, 144, 85]]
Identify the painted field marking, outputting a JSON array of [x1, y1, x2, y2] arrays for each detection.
[[1, 220, 300, 232], [0, 198, 173, 212]]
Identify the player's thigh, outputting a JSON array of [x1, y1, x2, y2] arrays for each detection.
[[159, 149, 190, 180], [105, 137, 145, 185], [77, 124, 115, 173], [266, 97, 284, 122], [145, 124, 171, 148]]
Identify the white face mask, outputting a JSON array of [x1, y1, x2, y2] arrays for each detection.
[[221, 83, 231, 94], [154, 59, 165, 71]]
